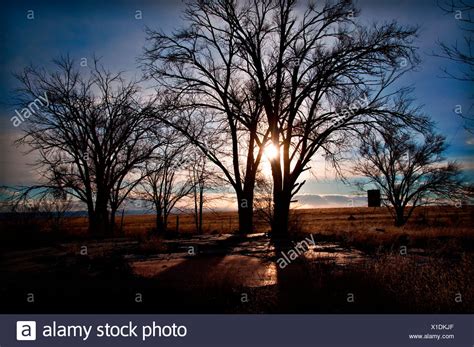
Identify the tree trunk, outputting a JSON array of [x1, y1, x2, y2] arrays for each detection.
[[194, 187, 199, 233], [193, 185, 204, 234], [89, 206, 109, 237], [155, 208, 166, 233], [87, 198, 106, 237], [119, 209, 125, 234], [198, 186, 204, 234], [109, 207, 117, 236], [88, 212, 97, 234], [174, 215, 178, 233], [394, 207, 406, 227], [87, 204, 95, 234], [88, 182, 110, 236], [237, 189, 254, 233], [271, 191, 291, 238]]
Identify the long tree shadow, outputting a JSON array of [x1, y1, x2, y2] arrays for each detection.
[[0, 233, 266, 313], [271, 237, 316, 312], [1, 232, 406, 313], [130, 233, 261, 312]]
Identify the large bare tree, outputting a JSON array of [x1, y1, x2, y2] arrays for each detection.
[[15, 56, 158, 235], [145, 0, 427, 236], [353, 124, 463, 226], [142, 2, 271, 233]]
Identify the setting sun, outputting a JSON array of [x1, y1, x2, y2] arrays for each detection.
[[265, 144, 279, 160]]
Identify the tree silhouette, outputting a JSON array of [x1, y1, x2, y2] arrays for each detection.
[[139, 130, 194, 233], [15, 56, 159, 235], [354, 124, 463, 226], [143, 1, 271, 233], [189, 153, 218, 234], [145, 0, 427, 236]]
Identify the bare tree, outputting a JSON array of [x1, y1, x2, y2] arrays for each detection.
[[151, 0, 427, 236], [139, 133, 194, 234], [435, 0, 474, 132], [1, 185, 72, 233], [353, 124, 463, 226], [254, 171, 274, 228], [181, 152, 226, 234], [142, 1, 271, 233], [14, 56, 158, 236], [190, 154, 209, 234]]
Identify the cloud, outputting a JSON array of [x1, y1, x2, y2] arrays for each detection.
[[172, 193, 370, 212], [293, 194, 367, 209], [0, 124, 39, 186]]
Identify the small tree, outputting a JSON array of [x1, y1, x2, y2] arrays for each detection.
[[254, 171, 274, 228], [191, 160, 205, 235], [189, 153, 216, 234], [2, 186, 72, 233], [354, 125, 463, 226], [139, 136, 194, 234]]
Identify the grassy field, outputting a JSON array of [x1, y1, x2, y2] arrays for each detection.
[[59, 206, 474, 256], [59, 205, 474, 236], [3, 205, 472, 255]]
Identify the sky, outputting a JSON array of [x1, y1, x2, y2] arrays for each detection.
[[0, 0, 472, 208]]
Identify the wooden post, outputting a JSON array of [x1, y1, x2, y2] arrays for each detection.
[[176, 215, 180, 233]]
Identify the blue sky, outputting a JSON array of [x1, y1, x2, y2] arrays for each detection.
[[0, 0, 472, 205]]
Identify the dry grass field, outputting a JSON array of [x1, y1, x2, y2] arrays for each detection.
[[59, 205, 474, 236], [6, 205, 470, 255], [53, 206, 473, 259]]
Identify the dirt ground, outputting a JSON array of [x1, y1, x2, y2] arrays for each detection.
[[0, 206, 473, 313]]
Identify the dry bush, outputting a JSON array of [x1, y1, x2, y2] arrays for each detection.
[[363, 253, 474, 312]]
